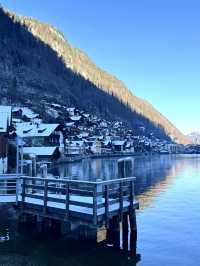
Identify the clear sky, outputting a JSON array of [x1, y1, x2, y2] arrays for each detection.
[[1, 0, 200, 134]]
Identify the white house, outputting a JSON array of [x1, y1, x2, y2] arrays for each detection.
[[15, 122, 65, 155]]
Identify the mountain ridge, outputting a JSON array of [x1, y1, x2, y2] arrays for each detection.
[[0, 7, 189, 144]]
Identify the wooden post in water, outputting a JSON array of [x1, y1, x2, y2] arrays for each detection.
[[129, 210, 137, 257], [118, 157, 134, 179], [106, 215, 120, 248], [122, 212, 129, 251], [118, 157, 137, 254], [112, 215, 120, 249]]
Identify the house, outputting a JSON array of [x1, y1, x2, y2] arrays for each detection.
[[112, 140, 126, 152], [23, 146, 60, 161], [15, 122, 65, 154], [91, 139, 102, 154], [0, 106, 12, 173], [12, 107, 41, 122], [65, 140, 86, 155]]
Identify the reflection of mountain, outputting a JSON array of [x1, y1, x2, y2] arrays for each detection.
[[52, 158, 119, 181], [51, 155, 198, 211], [136, 155, 195, 211]]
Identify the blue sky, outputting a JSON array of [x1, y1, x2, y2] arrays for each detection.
[[1, 0, 200, 134]]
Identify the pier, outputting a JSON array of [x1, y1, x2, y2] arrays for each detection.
[[0, 158, 139, 257]]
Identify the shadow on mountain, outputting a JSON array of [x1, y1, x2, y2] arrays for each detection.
[[0, 7, 170, 139]]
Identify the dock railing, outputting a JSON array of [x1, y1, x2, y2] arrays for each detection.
[[0, 174, 19, 203], [18, 176, 138, 226]]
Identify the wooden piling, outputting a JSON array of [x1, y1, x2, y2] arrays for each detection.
[[106, 215, 120, 248], [122, 212, 129, 251], [129, 210, 137, 257]]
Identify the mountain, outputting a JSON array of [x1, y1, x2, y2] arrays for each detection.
[[187, 132, 200, 144], [0, 6, 189, 144]]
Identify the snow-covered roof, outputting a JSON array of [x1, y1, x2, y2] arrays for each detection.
[[67, 107, 75, 112], [78, 132, 89, 138], [70, 116, 81, 121], [16, 122, 59, 138], [12, 107, 39, 119], [103, 140, 111, 146], [66, 141, 84, 146], [23, 146, 58, 156], [65, 122, 75, 127], [51, 103, 62, 108], [112, 140, 126, 146], [0, 106, 12, 133]]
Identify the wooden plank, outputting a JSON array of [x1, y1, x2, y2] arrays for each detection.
[[23, 193, 44, 200], [24, 184, 45, 191], [20, 176, 136, 185], [69, 188, 94, 197]]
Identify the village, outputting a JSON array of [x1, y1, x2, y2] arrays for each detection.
[[0, 103, 189, 174]]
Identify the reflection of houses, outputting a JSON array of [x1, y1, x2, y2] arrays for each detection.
[[165, 144, 185, 154], [0, 106, 11, 173], [23, 147, 60, 161], [91, 139, 102, 154]]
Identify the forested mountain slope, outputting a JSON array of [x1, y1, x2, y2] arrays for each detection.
[[0, 6, 189, 143]]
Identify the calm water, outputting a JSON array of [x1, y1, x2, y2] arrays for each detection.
[[0, 155, 200, 266]]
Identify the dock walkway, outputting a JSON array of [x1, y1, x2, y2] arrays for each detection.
[[18, 176, 138, 227]]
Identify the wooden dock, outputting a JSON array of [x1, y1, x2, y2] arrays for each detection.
[[0, 158, 140, 258], [17, 176, 138, 226]]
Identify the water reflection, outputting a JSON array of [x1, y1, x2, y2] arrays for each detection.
[[1, 155, 200, 266]]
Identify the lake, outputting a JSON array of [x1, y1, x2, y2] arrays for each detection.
[[0, 155, 199, 266]]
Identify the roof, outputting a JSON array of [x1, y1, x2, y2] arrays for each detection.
[[112, 140, 126, 146], [67, 107, 75, 112], [16, 122, 59, 138], [23, 146, 58, 156], [70, 116, 81, 121], [0, 106, 12, 133], [12, 107, 39, 119]]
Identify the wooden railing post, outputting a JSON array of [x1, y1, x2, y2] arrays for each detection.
[[65, 181, 70, 220], [129, 179, 135, 212], [105, 184, 109, 228], [93, 179, 103, 226], [119, 181, 123, 221], [16, 177, 21, 205], [21, 177, 25, 208], [93, 183, 97, 226], [43, 179, 48, 214]]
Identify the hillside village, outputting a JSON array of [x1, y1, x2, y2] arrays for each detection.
[[0, 103, 188, 174]]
